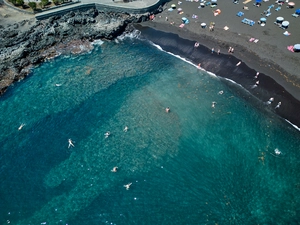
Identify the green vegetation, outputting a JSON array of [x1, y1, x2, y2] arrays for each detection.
[[39, 0, 49, 8], [53, 0, 62, 5], [28, 1, 37, 10]]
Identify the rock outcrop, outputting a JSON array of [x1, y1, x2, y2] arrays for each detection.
[[0, 7, 154, 95]]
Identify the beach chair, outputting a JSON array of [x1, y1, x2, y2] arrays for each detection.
[[205, 1, 211, 6], [237, 11, 244, 17], [275, 7, 281, 11], [292, 13, 299, 17], [266, 12, 271, 17], [268, 4, 274, 8], [249, 20, 255, 26]]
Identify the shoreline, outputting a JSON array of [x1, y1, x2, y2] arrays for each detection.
[[134, 24, 300, 128]]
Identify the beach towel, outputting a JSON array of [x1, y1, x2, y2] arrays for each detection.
[[249, 37, 255, 42], [287, 45, 294, 52], [179, 24, 185, 28], [254, 39, 259, 43]]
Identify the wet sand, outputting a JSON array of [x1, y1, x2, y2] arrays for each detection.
[[135, 0, 300, 128]]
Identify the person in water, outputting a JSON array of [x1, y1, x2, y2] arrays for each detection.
[[104, 131, 110, 138], [165, 107, 170, 113], [18, 123, 25, 130], [111, 167, 118, 172], [124, 183, 132, 190], [68, 139, 75, 148], [124, 126, 128, 132]]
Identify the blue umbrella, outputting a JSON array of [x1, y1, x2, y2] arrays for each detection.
[[295, 9, 300, 14], [256, 0, 262, 3], [260, 17, 266, 22]]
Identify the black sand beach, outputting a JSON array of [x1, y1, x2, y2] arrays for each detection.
[[135, 24, 300, 128]]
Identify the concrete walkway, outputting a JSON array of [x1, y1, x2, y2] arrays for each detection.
[[35, 0, 164, 20]]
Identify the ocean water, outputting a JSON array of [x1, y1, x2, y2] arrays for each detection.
[[0, 36, 300, 225]]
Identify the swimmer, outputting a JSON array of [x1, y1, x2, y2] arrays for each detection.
[[217, 49, 220, 55], [194, 42, 199, 47], [256, 80, 259, 85], [111, 167, 118, 172], [228, 47, 232, 53], [123, 126, 128, 132], [218, 90, 224, 95], [274, 148, 281, 155], [236, 61, 241, 66], [165, 107, 170, 113], [275, 102, 281, 109], [255, 72, 259, 79], [124, 183, 132, 190], [68, 139, 75, 148], [55, 84, 62, 87], [18, 123, 25, 131], [104, 131, 110, 138], [212, 101, 216, 108], [198, 63, 201, 68]]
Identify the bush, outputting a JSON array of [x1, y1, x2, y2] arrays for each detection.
[[28, 1, 37, 10], [39, 0, 49, 8], [15, 0, 24, 6], [53, 0, 62, 5]]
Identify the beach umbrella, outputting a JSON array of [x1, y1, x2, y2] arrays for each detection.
[[256, 0, 262, 3], [211, 0, 217, 2], [260, 17, 267, 22], [171, 4, 176, 8], [276, 16, 284, 23], [201, 22, 206, 28], [293, 44, 300, 51], [282, 21, 289, 28], [295, 9, 300, 14], [288, 2, 295, 6], [182, 17, 187, 22]]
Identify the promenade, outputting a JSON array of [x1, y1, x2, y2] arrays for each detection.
[[35, 0, 163, 19]]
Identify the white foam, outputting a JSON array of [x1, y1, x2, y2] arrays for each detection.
[[150, 42, 218, 78], [146, 39, 300, 132], [118, 29, 141, 41], [285, 119, 300, 132], [92, 39, 104, 46]]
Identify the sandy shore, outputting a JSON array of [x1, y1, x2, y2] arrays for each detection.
[[138, 0, 300, 101]]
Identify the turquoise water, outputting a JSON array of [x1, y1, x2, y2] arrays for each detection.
[[1, 37, 300, 225]]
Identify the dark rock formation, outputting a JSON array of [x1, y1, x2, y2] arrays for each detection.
[[0, 7, 158, 95]]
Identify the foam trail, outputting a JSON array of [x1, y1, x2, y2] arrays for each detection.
[[285, 119, 300, 132], [151, 42, 218, 78]]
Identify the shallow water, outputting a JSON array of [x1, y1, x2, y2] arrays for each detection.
[[0, 37, 300, 225]]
